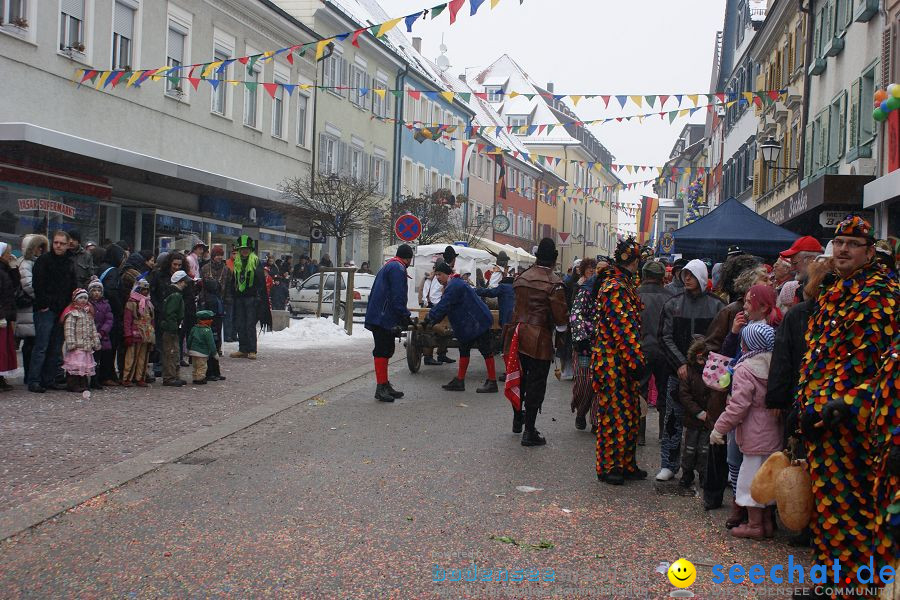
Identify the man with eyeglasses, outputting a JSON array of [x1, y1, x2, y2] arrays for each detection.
[[795, 215, 898, 591]]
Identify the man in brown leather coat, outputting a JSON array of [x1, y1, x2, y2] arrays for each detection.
[[506, 238, 568, 446]]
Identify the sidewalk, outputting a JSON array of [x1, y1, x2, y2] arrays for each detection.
[[0, 319, 373, 514]]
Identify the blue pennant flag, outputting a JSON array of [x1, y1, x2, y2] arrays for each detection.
[[470, 0, 486, 15], [405, 11, 423, 32]]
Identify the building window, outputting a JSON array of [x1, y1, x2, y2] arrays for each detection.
[[858, 66, 876, 146], [319, 134, 340, 175], [59, 0, 84, 51], [485, 86, 503, 102], [349, 145, 366, 180], [272, 78, 286, 139], [323, 52, 344, 97], [827, 91, 846, 164], [244, 55, 261, 128], [211, 47, 230, 115], [297, 94, 309, 147], [166, 21, 187, 96], [349, 64, 367, 107], [111, 1, 136, 70], [3, 0, 26, 25], [508, 115, 528, 128], [372, 76, 389, 118], [370, 156, 388, 194]]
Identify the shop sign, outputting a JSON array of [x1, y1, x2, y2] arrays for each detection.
[[17, 198, 76, 219], [819, 210, 875, 229]]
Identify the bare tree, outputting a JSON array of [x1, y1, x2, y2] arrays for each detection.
[[384, 189, 489, 248], [280, 171, 386, 270], [446, 204, 492, 249]]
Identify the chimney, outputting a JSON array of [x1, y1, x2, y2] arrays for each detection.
[[412, 37, 422, 53], [458, 74, 466, 83], [547, 82, 554, 93]]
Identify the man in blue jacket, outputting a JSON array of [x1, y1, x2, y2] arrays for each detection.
[[365, 244, 414, 402], [476, 274, 514, 380], [425, 261, 497, 393]]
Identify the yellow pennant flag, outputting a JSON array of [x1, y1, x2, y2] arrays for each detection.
[[229, 80, 241, 86], [262, 50, 275, 60], [678, 109, 689, 117], [570, 95, 583, 106], [491, 0, 501, 7], [73, 69, 85, 83], [629, 95, 642, 108], [508, 91, 519, 99], [300, 84, 312, 90], [743, 92, 754, 103], [126, 70, 143, 87], [202, 61, 223, 79], [374, 88, 386, 100], [377, 17, 403, 38], [95, 71, 113, 89], [687, 94, 699, 106], [315, 39, 332, 61], [440, 91, 454, 103], [150, 67, 168, 81]]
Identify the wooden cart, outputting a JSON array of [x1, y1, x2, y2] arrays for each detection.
[[404, 308, 502, 373]]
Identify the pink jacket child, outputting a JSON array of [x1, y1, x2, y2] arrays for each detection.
[[711, 322, 782, 540]]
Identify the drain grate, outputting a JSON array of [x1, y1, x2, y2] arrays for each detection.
[[175, 456, 217, 465]]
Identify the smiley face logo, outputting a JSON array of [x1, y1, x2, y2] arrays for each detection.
[[667, 558, 696, 588]]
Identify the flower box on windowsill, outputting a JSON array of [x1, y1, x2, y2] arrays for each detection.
[[854, 0, 878, 22], [807, 58, 826, 76], [823, 36, 844, 57], [10, 17, 28, 29]]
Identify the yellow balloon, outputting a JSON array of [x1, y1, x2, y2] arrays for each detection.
[[890, 84, 900, 99]]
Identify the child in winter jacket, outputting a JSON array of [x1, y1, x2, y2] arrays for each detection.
[[187, 310, 216, 384], [122, 279, 155, 386], [200, 278, 225, 381], [88, 277, 114, 390], [61, 288, 102, 393], [161, 271, 188, 386], [710, 322, 781, 540], [677, 338, 713, 493]]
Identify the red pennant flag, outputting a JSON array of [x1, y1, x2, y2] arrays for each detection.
[[537, 124, 546, 135], [188, 77, 200, 91], [408, 90, 421, 100], [238, 56, 250, 65], [475, 92, 487, 100], [263, 83, 278, 99], [351, 28, 365, 47], [659, 94, 669, 107], [286, 46, 296, 65], [109, 71, 126, 87], [715, 92, 725, 102], [768, 90, 780, 101], [616, 117, 623, 123], [80, 70, 97, 83], [448, 0, 465, 23], [477, 144, 486, 153]]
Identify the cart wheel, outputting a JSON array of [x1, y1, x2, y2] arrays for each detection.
[[407, 328, 422, 373]]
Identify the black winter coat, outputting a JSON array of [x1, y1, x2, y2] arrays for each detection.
[[765, 299, 813, 410], [637, 281, 671, 366], [0, 262, 20, 322], [32, 251, 76, 314]]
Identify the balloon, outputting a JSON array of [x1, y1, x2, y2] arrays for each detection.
[[874, 108, 888, 122], [881, 100, 890, 112], [887, 96, 900, 111], [875, 89, 889, 102], [893, 84, 900, 99]]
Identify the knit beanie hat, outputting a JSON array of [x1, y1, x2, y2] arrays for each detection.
[[211, 246, 225, 258], [72, 288, 88, 302], [87, 276, 104, 293], [535, 238, 557, 263], [834, 214, 874, 240], [170, 270, 188, 284]]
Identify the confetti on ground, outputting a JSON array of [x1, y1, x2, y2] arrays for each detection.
[[515, 486, 543, 493], [489, 535, 554, 550]]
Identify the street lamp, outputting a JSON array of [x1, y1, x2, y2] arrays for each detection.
[[759, 136, 798, 172]]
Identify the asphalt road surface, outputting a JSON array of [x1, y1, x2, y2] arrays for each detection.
[[0, 355, 813, 599]]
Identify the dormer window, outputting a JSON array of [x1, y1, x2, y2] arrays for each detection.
[[508, 115, 529, 131], [485, 86, 504, 102]]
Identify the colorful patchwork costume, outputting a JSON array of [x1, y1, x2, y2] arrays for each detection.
[[592, 242, 645, 480], [861, 342, 899, 580], [797, 217, 898, 585]]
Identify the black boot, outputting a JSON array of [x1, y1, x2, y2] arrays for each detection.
[[374, 383, 395, 402], [521, 429, 546, 446], [512, 410, 523, 434], [498, 373, 506, 382], [424, 356, 441, 366], [385, 382, 404, 398], [476, 379, 498, 393], [442, 377, 465, 391], [625, 468, 648, 480], [438, 354, 455, 364], [0, 377, 12, 392], [599, 469, 625, 485], [575, 414, 587, 430], [66, 375, 79, 393]]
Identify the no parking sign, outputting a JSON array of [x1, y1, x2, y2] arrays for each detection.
[[395, 214, 422, 242]]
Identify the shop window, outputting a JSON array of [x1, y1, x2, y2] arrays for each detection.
[[0, 181, 101, 248]]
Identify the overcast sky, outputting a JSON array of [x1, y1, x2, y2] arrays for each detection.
[[378, 0, 727, 230]]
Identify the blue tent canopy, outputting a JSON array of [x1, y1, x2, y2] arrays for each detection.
[[672, 197, 800, 260]]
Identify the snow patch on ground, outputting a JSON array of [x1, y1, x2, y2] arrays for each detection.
[[225, 318, 369, 351]]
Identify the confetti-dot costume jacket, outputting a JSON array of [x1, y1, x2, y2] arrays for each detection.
[[591, 266, 645, 476], [796, 262, 898, 580], [860, 342, 899, 576]]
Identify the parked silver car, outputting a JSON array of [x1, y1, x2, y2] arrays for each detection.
[[288, 273, 374, 320]]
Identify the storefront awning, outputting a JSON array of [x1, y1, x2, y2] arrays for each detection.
[[863, 169, 900, 209]]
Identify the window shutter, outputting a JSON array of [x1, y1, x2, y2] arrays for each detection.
[[883, 27, 893, 90], [804, 122, 814, 175], [752, 158, 760, 197], [340, 141, 351, 176], [788, 34, 795, 74], [813, 8, 823, 57], [62, 0, 85, 19], [341, 58, 349, 98], [114, 2, 134, 39], [819, 113, 829, 168], [168, 28, 184, 63], [775, 52, 783, 89], [837, 91, 847, 158], [318, 134, 328, 173]]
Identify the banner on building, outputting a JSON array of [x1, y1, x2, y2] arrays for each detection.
[[17, 198, 77, 219]]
